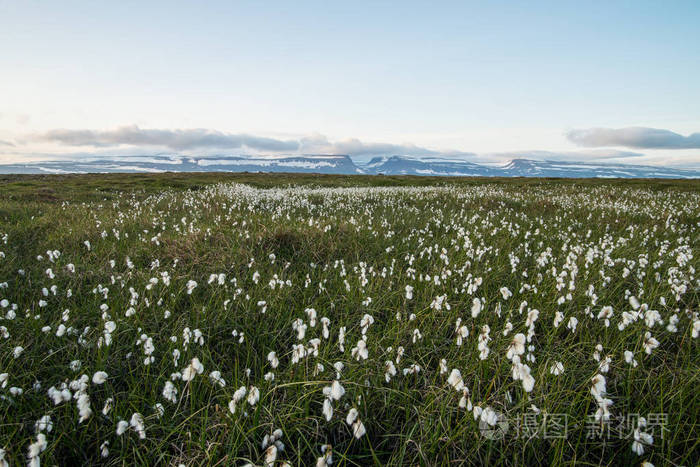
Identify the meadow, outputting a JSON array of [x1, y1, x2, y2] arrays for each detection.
[[0, 173, 698, 466]]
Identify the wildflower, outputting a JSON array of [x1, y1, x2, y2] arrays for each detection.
[[292, 318, 307, 340], [643, 332, 659, 354], [500, 287, 512, 300], [102, 398, 113, 415], [130, 413, 146, 439], [186, 280, 198, 294], [525, 309, 539, 327], [329, 380, 345, 400], [550, 362, 564, 375], [405, 285, 414, 300], [209, 371, 226, 387], [247, 386, 260, 406], [345, 408, 366, 438], [116, 420, 129, 436], [385, 361, 397, 382], [162, 381, 178, 403], [477, 325, 491, 360], [455, 319, 469, 346], [470, 298, 482, 318], [35, 415, 53, 433], [263, 445, 278, 466], [100, 441, 109, 458], [267, 351, 279, 368], [317, 444, 333, 467], [597, 306, 614, 327], [27, 433, 47, 466], [92, 371, 108, 385], [77, 393, 93, 422], [322, 398, 333, 421], [360, 314, 374, 334], [181, 357, 204, 381], [632, 424, 653, 455], [351, 338, 368, 360], [447, 369, 464, 391], [506, 333, 526, 360]]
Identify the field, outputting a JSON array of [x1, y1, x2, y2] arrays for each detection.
[[0, 173, 698, 466]]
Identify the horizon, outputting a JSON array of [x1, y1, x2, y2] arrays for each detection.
[[2, 1, 700, 168]]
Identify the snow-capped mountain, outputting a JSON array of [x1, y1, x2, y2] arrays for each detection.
[[0, 155, 362, 175], [0, 154, 698, 178], [499, 159, 697, 178], [361, 156, 698, 178], [363, 156, 499, 176]]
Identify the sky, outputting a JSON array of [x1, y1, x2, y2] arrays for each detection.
[[1, 0, 699, 166]]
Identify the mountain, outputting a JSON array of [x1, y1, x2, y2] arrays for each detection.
[[0, 155, 362, 175], [363, 156, 499, 176], [0, 154, 697, 179], [499, 159, 698, 178]]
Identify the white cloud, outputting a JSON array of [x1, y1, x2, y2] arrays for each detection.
[[567, 127, 700, 149]]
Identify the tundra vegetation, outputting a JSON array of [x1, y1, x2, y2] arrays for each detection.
[[0, 173, 698, 466]]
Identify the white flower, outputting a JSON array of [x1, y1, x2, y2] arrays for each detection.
[[247, 386, 260, 406], [27, 433, 47, 463], [346, 408, 359, 425], [322, 398, 333, 421], [92, 371, 108, 385], [351, 339, 368, 361], [405, 285, 414, 300], [506, 333, 526, 360], [209, 371, 226, 387], [181, 357, 204, 381], [499, 287, 512, 300], [130, 413, 146, 439], [447, 369, 464, 391], [186, 280, 198, 294], [77, 393, 93, 422], [329, 380, 345, 400], [264, 445, 278, 466], [100, 441, 109, 458], [632, 428, 653, 455], [385, 360, 397, 382], [549, 361, 564, 375], [35, 415, 53, 433], [643, 332, 659, 354], [470, 298, 482, 318], [163, 381, 178, 403], [352, 420, 366, 438], [267, 351, 279, 368], [116, 420, 129, 435]]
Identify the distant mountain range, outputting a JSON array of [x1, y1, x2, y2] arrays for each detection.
[[1, 154, 698, 179]]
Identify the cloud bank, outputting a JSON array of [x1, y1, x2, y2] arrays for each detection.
[[36, 126, 300, 152], [30, 126, 437, 157], [298, 133, 436, 156], [567, 127, 700, 149]]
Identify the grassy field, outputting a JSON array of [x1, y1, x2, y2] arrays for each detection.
[[0, 173, 698, 466]]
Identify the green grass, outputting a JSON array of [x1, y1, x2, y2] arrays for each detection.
[[0, 173, 698, 466]]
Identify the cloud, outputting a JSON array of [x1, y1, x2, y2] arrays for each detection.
[[0, 140, 15, 147], [29, 126, 439, 157], [36, 125, 300, 152], [567, 127, 700, 149], [298, 133, 436, 156], [496, 149, 645, 161]]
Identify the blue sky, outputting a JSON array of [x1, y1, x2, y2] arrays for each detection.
[[1, 0, 699, 166]]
